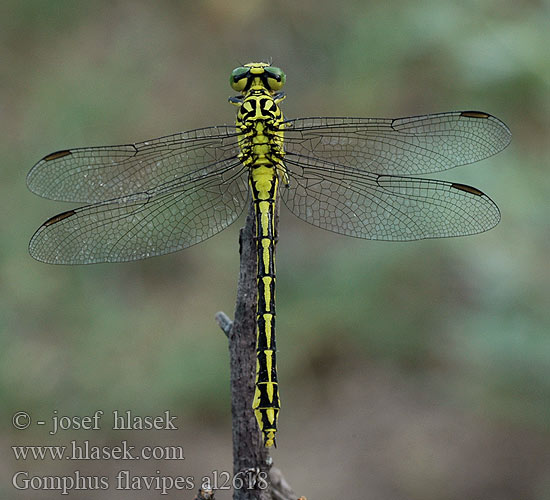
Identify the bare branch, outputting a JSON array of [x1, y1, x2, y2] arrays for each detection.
[[215, 311, 233, 338], [224, 199, 302, 499], [270, 467, 302, 500], [193, 488, 215, 500], [227, 200, 272, 500]]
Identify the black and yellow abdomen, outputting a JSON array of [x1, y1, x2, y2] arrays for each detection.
[[250, 168, 279, 448], [230, 62, 286, 447]]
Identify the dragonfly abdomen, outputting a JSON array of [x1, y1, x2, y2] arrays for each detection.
[[247, 148, 282, 448], [250, 171, 280, 447]]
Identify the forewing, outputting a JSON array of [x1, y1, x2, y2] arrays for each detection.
[[282, 155, 500, 241], [27, 125, 240, 203], [285, 111, 511, 176], [29, 161, 249, 264]]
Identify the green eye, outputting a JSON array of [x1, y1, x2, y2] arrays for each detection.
[[265, 66, 286, 91], [230, 67, 249, 91]]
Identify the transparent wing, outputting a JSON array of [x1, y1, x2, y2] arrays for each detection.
[[284, 111, 511, 176], [282, 155, 500, 240], [29, 161, 249, 264], [27, 125, 241, 203]]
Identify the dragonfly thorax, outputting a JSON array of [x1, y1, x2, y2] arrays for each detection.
[[234, 86, 286, 171], [237, 88, 283, 122]]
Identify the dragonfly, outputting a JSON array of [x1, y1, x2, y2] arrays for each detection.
[[27, 62, 511, 447]]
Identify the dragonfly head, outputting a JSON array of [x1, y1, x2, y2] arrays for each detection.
[[230, 62, 286, 94]]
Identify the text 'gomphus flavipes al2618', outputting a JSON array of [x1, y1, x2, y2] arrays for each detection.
[[27, 62, 511, 447]]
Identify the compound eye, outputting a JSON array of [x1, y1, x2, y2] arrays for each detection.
[[230, 67, 249, 92], [265, 66, 286, 91]]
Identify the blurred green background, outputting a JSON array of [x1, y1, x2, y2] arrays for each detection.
[[2, 0, 549, 498]]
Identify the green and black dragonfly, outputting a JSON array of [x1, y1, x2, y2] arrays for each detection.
[[27, 62, 511, 446]]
